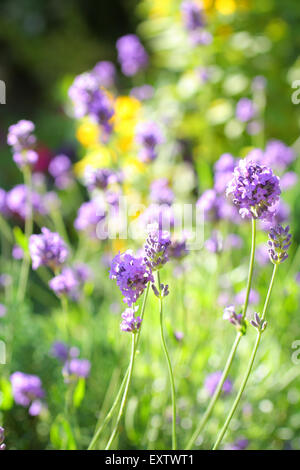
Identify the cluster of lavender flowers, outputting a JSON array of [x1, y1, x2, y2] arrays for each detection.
[[49, 263, 91, 299], [120, 306, 142, 333], [226, 159, 281, 220], [181, 1, 212, 46], [51, 341, 91, 383], [29, 227, 69, 271], [10, 372, 45, 416], [7, 120, 38, 169]]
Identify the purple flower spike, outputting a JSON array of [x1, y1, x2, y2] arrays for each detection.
[[116, 34, 148, 76], [49, 268, 79, 298], [120, 306, 142, 333], [74, 199, 106, 239], [135, 121, 163, 163], [84, 166, 113, 191], [144, 223, 171, 271], [7, 184, 46, 219], [50, 341, 69, 362], [110, 251, 153, 306], [10, 372, 45, 415], [204, 371, 232, 397], [29, 227, 69, 271], [150, 179, 174, 206], [7, 120, 36, 152], [226, 159, 281, 221], [268, 224, 292, 264]]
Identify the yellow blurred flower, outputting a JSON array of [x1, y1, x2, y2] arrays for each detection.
[[114, 96, 141, 123], [74, 146, 113, 176], [148, 0, 172, 18], [112, 239, 127, 254], [76, 120, 100, 147], [113, 96, 142, 154], [215, 0, 236, 15]]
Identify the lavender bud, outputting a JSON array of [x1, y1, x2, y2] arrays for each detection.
[[268, 224, 292, 265]]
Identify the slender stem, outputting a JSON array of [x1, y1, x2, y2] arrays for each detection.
[[185, 332, 242, 450], [88, 283, 150, 450], [212, 264, 278, 450], [61, 295, 69, 342], [17, 166, 33, 303], [157, 271, 177, 450], [105, 333, 136, 450], [242, 218, 256, 320], [186, 218, 257, 449]]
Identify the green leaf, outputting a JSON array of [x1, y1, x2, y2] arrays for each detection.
[[50, 415, 77, 450], [13, 226, 29, 253], [73, 378, 86, 408], [0, 378, 13, 410]]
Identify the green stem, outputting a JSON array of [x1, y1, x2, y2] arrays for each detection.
[[212, 264, 278, 450], [242, 218, 256, 320], [105, 333, 136, 450], [88, 283, 150, 450], [17, 166, 33, 303], [185, 218, 257, 449], [157, 271, 177, 450], [185, 332, 242, 450]]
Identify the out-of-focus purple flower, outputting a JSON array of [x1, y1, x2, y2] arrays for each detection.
[[214, 153, 237, 194], [12, 245, 24, 260], [181, 1, 205, 32], [234, 289, 259, 306], [51, 341, 69, 362], [260, 200, 290, 232], [0, 274, 12, 289], [48, 154, 73, 190], [268, 224, 292, 264], [49, 267, 79, 298], [252, 75, 266, 91], [246, 121, 262, 136], [236, 98, 256, 122], [280, 172, 298, 191], [44, 191, 61, 211], [68, 72, 114, 130], [205, 230, 223, 253], [135, 121, 163, 163], [263, 140, 295, 172], [224, 234, 243, 250], [110, 251, 153, 306], [190, 30, 212, 45], [256, 243, 270, 266], [7, 120, 36, 152], [10, 371, 45, 415], [226, 159, 281, 220], [204, 371, 232, 396], [174, 331, 184, 342], [144, 223, 171, 271], [13, 150, 38, 169], [197, 189, 238, 223], [84, 166, 113, 191], [130, 85, 154, 101], [150, 179, 174, 206], [63, 358, 91, 382], [6, 185, 46, 219], [139, 204, 175, 231], [120, 306, 142, 333], [168, 235, 189, 260], [74, 199, 106, 238], [116, 34, 148, 76], [0, 189, 7, 215], [196, 66, 212, 84], [73, 263, 92, 284], [0, 426, 5, 450], [29, 227, 69, 271], [93, 61, 116, 88], [0, 304, 6, 318], [225, 438, 248, 450]]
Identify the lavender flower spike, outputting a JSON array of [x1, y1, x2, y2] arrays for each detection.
[[116, 34, 148, 76], [135, 121, 163, 163], [10, 371, 45, 416], [110, 251, 154, 306], [29, 227, 69, 271], [7, 120, 36, 152], [226, 159, 281, 221], [268, 224, 292, 264], [144, 223, 171, 271], [120, 306, 142, 333]]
